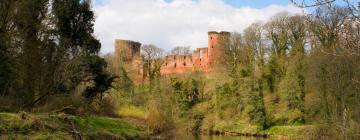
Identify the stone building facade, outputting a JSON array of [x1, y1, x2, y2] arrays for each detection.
[[160, 31, 230, 74], [113, 39, 144, 81], [113, 31, 230, 79]]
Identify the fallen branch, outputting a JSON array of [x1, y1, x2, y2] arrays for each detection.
[[70, 120, 83, 140], [51, 105, 76, 114]]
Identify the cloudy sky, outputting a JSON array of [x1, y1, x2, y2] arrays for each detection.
[[93, 0, 304, 54]]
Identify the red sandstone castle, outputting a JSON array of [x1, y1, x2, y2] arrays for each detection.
[[113, 31, 230, 79]]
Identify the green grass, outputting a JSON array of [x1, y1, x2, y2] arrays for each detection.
[[118, 105, 146, 119], [0, 112, 146, 139], [265, 125, 314, 137]]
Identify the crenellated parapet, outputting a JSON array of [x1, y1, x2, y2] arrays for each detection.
[[113, 39, 143, 82], [113, 31, 230, 77]]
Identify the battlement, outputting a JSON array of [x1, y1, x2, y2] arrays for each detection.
[[114, 39, 141, 61], [208, 31, 230, 66], [161, 54, 193, 74], [208, 31, 231, 35], [113, 39, 143, 82], [113, 31, 230, 77]]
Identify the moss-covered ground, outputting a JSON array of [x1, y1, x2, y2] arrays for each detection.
[[0, 112, 146, 140]]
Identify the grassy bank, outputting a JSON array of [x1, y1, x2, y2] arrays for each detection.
[[0, 112, 146, 140], [200, 122, 316, 139]]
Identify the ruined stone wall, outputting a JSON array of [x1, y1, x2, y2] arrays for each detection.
[[113, 31, 230, 77], [161, 54, 193, 74], [192, 48, 209, 72], [208, 31, 230, 67], [113, 39, 143, 82], [114, 39, 141, 63], [160, 31, 229, 74]]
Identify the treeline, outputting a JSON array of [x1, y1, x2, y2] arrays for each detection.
[[219, 4, 359, 138], [219, 5, 359, 137], [110, 3, 360, 139], [0, 0, 114, 114]]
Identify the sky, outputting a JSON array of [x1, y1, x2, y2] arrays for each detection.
[[92, 0, 304, 54]]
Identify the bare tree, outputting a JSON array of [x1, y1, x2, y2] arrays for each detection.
[[170, 46, 190, 55], [141, 44, 164, 83], [291, 0, 360, 20], [307, 6, 351, 55], [243, 22, 266, 78], [265, 12, 290, 60], [223, 32, 244, 78]]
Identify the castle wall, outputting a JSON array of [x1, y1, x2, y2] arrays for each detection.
[[208, 31, 230, 67], [113, 39, 143, 82], [114, 31, 230, 77], [114, 39, 141, 62], [192, 48, 209, 72], [161, 54, 193, 74]]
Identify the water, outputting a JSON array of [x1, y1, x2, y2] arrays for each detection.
[[172, 134, 267, 140]]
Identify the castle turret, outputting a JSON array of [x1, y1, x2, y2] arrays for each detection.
[[114, 39, 141, 62], [113, 39, 142, 81], [207, 31, 230, 66]]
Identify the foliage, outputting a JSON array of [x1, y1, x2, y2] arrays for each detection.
[[0, 112, 145, 139], [0, 0, 114, 112], [171, 77, 201, 111]]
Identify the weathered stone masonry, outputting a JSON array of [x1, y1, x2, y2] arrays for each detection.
[[113, 31, 230, 78], [113, 39, 144, 80]]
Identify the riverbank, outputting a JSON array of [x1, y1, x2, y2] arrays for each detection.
[[0, 112, 146, 139], [199, 125, 316, 139], [117, 105, 319, 139]]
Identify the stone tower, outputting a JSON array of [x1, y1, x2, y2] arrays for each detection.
[[113, 39, 142, 81], [207, 31, 230, 66], [114, 39, 141, 63]]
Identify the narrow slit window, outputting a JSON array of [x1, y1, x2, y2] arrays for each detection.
[[199, 50, 203, 59]]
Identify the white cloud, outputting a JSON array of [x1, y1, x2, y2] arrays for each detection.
[[94, 0, 303, 54]]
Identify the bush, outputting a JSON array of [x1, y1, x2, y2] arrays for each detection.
[[146, 99, 175, 134]]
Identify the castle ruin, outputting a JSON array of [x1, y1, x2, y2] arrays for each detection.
[[161, 31, 230, 74], [113, 39, 144, 81], [113, 31, 230, 79]]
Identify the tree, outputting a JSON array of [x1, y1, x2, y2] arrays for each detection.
[[80, 56, 115, 103], [264, 13, 291, 93], [170, 46, 190, 55], [52, 0, 113, 104], [171, 78, 200, 110], [222, 29, 267, 129], [278, 15, 307, 123], [0, 0, 15, 96], [306, 5, 359, 138], [243, 23, 266, 79], [0, 0, 114, 110], [12, 0, 50, 109], [291, 0, 359, 19], [243, 24, 268, 129], [141, 44, 164, 84]]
